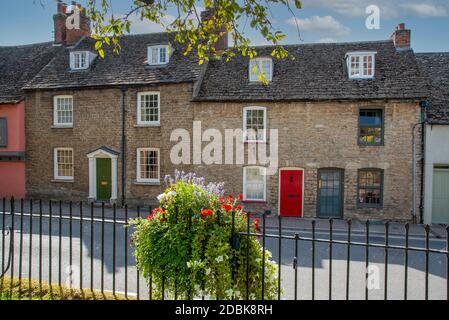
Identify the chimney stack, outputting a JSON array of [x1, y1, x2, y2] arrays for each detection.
[[200, 9, 228, 53], [53, 1, 91, 46], [390, 23, 411, 50]]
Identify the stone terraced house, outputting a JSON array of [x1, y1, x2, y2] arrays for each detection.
[[417, 53, 449, 225], [4, 3, 433, 221]]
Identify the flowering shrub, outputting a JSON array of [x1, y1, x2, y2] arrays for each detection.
[[129, 170, 279, 300]]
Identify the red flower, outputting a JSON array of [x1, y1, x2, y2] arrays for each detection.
[[219, 197, 227, 204], [147, 214, 154, 220], [238, 194, 243, 202], [235, 205, 243, 211], [201, 209, 214, 217], [254, 218, 261, 233], [228, 194, 234, 201], [152, 208, 165, 215], [221, 204, 233, 212]]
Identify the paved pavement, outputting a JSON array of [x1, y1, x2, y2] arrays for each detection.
[[1, 203, 448, 300]]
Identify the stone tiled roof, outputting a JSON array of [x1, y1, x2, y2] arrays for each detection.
[[24, 33, 201, 90], [0, 42, 59, 103], [416, 53, 449, 124], [194, 40, 429, 102]]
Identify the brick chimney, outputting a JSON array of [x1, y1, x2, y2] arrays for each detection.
[[390, 23, 411, 50], [53, 1, 91, 46], [201, 9, 228, 53], [53, 1, 68, 45]]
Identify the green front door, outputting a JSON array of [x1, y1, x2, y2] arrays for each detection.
[[432, 168, 449, 224], [96, 158, 112, 201]]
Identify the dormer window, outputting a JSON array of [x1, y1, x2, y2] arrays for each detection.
[[148, 45, 170, 65], [346, 52, 376, 79], [249, 58, 273, 82], [70, 51, 90, 70]]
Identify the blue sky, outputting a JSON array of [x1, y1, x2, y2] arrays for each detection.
[[0, 0, 448, 53]]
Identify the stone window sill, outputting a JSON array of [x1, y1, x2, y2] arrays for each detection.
[[51, 179, 74, 183], [243, 200, 267, 204], [51, 125, 73, 129], [134, 124, 161, 128], [134, 180, 161, 186]]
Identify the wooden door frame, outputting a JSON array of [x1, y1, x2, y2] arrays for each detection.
[[316, 168, 345, 219], [278, 167, 305, 217], [87, 148, 118, 204]]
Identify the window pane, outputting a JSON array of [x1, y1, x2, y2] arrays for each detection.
[[159, 47, 166, 63], [358, 170, 382, 206], [245, 108, 265, 141], [359, 109, 383, 145], [360, 110, 382, 126], [350, 56, 360, 76], [56, 149, 73, 178], [56, 97, 73, 125], [249, 59, 272, 82], [359, 127, 382, 144], [140, 94, 159, 123], [261, 60, 272, 80], [245, 167, 265, 200], [0, 118, 7, 146], [363, 55, 373, 76], [358, 188, 381, 205], [151, 48, 159, 64], [139, 149, 159, 180]]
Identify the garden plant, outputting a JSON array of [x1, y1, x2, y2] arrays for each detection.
[[129, 171, 279, 300]]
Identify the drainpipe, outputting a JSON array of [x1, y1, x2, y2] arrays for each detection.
[[412, 101, 428, 224], [120, 86, 128, 207], [419, 101, 428, 224]]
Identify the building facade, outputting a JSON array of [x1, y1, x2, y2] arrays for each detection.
[[417, 53, 449, 225], [0, 43, 58, 199], [19, 3, 429, 222], [0, 1, 439, 221]]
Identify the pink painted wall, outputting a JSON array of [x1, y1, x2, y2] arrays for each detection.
[[0, 162, 26, 198], [0, 101, 26, 198], [0, 101, 25, 152]]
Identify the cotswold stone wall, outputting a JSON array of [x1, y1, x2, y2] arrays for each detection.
[[25, 83, 194, 205], [191, 100, 422, 221], [25, 85, 421, 220]]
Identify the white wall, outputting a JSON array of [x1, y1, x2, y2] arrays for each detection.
[[424, 124, 449, 224]]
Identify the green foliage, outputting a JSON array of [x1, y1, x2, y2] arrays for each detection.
[[86, 0, 301, 64], [129, 177, 279, 300]]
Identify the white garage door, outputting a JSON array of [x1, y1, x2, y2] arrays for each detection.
[[432, 168, 449, 224]]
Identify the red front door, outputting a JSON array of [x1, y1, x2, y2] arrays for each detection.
[[280, 170, 303, 217]]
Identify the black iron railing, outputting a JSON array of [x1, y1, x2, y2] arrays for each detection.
[[1, 197, 448, 300]]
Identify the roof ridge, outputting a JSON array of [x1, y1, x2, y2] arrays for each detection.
[[416, 52, 449, 56], [0, 41, 54, 49], [248, 39, 393, 49]]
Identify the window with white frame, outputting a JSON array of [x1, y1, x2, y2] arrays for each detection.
[[70, 51, 89, 70], [346, 52, 376, 79], [243, 167, 266, 201], [137, 92, 160, 125], [243, 106, 267, 142], [137, 148, 160, 183], [249, 58, 273, 82], [54, 148, 74, 180], [53, 95, 73, 127], [148, 45, 170, 65]]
